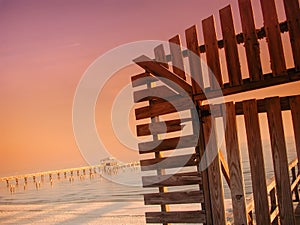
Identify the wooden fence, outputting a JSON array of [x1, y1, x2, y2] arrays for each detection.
[[131, 0, 300, 224]]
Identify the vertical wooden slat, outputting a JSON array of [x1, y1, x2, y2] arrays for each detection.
[[192, 111, 213, 225], [260, 0, 286, 76], [220, 5, 242, 86], [266, 97, 296, 225], [202, 115, 226, 225], [154, 44, 169, 69], [238, 0, 263, 81], [185, 25, 204, 94], [243, 99, 271, 225], [290, 96, 300, 169], [152, 45, 169, 225], [186, 29, 213, 223], [270, 188, 279, 225], [202, 15, 223, 89], [222, 102, 247, 224], [169, 35, 186, 80], [283, 0, 300, 71]]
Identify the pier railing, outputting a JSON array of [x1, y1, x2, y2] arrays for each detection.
[[131, 0, 300, 224], [1, 161, 140, 187]]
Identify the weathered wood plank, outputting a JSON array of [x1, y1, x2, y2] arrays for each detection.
[[131, 72, 157, 87], [194, 70, 300, 100], [150, 49, 170, 222], [136, 118, 189, 136], [236, 96, 291, 115], [185, 25, 204, 94], [260, 0, 286, 76], [140, 153, 199, 171], [202, 115, 226, 225], [135, 95, 193, 120], [200, 95, 295, 117], [266, 97, 296, 225], [138, 134, 198, 154], [142, 171, 202, 187], [133, 85, 177, 103], [222, 102, 247, 225], [220, 5, 242, 86], [163, 20, 289, 60], [169, 35, 186, 80], [238, 0, 263, 81], [133, 55, 192, 95], [154, 44, 169, 69], [202, 15, 223, 89], [146, 210, 206, 223], [283, 0, 300, 71], [243, 99, 271, 225], [144, 190, 204, 205], [290, 96, 300, 170]]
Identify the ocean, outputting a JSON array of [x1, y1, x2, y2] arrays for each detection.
[[0, 138, 297, 224]]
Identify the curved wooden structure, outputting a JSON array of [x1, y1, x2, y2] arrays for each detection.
[[131, 0, 300, 224]]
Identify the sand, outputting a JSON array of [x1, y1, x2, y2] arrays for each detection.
[[0, 201, 151, 225]]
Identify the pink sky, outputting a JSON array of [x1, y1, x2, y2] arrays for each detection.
[[0, 0, 298, 176]]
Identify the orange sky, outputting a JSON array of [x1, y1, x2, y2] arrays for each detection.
[[0, 0, 299, 176]]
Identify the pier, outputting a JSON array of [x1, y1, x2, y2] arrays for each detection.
[[1, 160, 140, 187]]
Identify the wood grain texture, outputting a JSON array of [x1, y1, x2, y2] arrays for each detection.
[[200, 95, 296, 117], [202, 115, 226, 225], [238, 0, 263, 81], [138, 134, 198, 154], [290, 96, 300, 170], [202, 16, 223, 89], [131, 72, 157, 87], [220, 5, 242, 86], [136, 118, 189, 137], [135, 95, 193, 120], [133, 85, 178, 103], [169, 35, 186, 80], [222, 102, 247, 225], [243, 99, 271, 225], [185, 25, 204, 94], [133, 55, 192, 95], [260, 0, 286, 76], [283, 0, 300, 71], [145, 210, 206, 223], [140, 153, 199, 171], [152, 46, 170, 224], [144, 190, 204, 205], [142, 171, 202, 187], [194, 70, 300, 101], [266, 97, 295, 225]]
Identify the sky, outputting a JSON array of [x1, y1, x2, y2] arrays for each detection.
[[0, 0, 299, 176]]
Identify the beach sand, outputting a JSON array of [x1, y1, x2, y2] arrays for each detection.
[[0, 200, 234, 225], [0, 201, 151, 225]]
